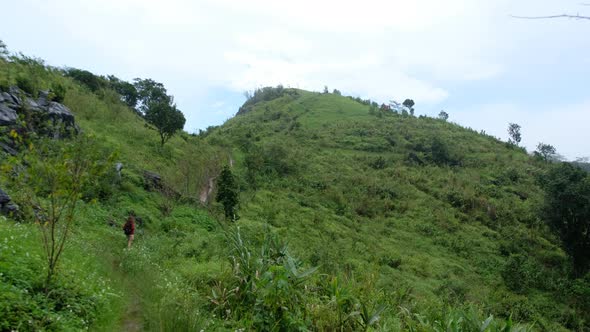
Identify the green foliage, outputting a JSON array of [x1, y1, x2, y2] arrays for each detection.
[[535, 142, 557, 162], [49, 82, 66, 102], [439, 110, 449, 121], [1, 44, 589, 331], [540, 162, 590, 275], [0, 39, 8, 59], [502, 254, 544, 293], [508, 123, 522, 146], [216, 165, 239, 221], [144, 101, 186, 146], [133, 78, 169, 114], [239, 85, 298, 115], [8, 136, 115, 289], [403, 99, 414, 109], [403, 98, 415, 115], [107, 75, 138, 108], [210, 228, 318, 330], [15, 74, 38, 96], [0, 219, 123, 331], [134, 78, 185, 145], [66, 68, 105, 92], [430, 136, 459, 166]]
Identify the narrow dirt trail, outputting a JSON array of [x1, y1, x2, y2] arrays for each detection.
[[111, 256, 144, 332], [119, 294, 143, 332]]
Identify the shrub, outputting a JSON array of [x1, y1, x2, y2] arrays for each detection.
[[50, 82, 66, 102], [502, 254, 544, 293], [15, 75, 37, 96], [66, 68, 104, 92], [369, 156, 387, 169]]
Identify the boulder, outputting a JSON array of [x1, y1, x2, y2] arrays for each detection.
[[0, 142, 18, 156], [2, 203, 18, 216], [46, 101, 75, 126], [0, 103, 17, 126], [143, 171, 162, 191], [0, 188, 10, 205], [0, 188, 19, 217], [115, 163, 124, 179], [0, 86, 78, 137]]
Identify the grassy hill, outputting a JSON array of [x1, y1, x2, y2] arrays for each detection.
[[203, 89, 580, 329], [1, 52, 589, 331]]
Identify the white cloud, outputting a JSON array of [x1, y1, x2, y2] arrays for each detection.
[[2, 0, 589, 156]]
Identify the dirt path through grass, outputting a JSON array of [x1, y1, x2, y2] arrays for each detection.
[[119, 293, 143, 332], [111, 256, 144, 332]]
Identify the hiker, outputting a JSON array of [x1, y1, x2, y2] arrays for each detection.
[[123, 215, 136, 249]]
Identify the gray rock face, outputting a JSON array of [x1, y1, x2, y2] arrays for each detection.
[[0, 188, 10, 205], [0, 142, 17, 156], [0, 188, 18, 217], [115, 163, 124, 179], [46, 102, 76, 126], [0, 86, 77, 131], [0, 103, 18, 125], [143, 171, 162, 191]]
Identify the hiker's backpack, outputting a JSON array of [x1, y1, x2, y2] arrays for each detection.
[[124, 222, 133, 235]]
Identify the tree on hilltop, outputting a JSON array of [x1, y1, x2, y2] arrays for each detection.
[[535, 143, 557, 162], [134, 78, 186, 146], [508, 123, 522, 146], [403, 99, 415, 115]]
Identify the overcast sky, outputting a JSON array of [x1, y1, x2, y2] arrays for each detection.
[[1, 0, 589, 159]]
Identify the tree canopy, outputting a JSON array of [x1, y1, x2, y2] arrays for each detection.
[[508, 123, 522, 146], [134, 78, 186, 145], [535, 142, 557, 162], [216, 165, 239, 221], [540, 163, 590, 275]]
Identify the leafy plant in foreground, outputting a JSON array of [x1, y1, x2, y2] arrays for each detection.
[[8, 136, 114, 290]]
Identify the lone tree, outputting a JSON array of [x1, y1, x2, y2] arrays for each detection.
[[508, 123, 522, 146], [540, 163, 590, 276], [216, 165, 239, 221], [438, 110, 449, 121], [144, 102, 186, 146], [403, 99, 415, 115], [134, 78, 186, 146], [535, 142, 557, 162]]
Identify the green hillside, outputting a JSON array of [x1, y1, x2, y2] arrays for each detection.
[[1, 51, 589, 331]]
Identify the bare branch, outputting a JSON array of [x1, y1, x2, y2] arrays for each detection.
[[511, 14, 590, 20]]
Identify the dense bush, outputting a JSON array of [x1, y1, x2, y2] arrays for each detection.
[[540, 162, 590, 275], [15, 75, 37, 96], [50, 82, 66, 102], [238, 85, 299, 115], [65, 68, 105, 92]]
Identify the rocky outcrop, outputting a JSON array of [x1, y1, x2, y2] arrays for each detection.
[[0, 86, 77, 136], [143, 171, 163, 191], [115, 163, 124, 180], [0, 102, 18, 125], [0, 188, 18, 217], [0, 86, 78, 156]]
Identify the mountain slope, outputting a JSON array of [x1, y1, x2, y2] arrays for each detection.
[[204, 88, 579, 329], [1, 52, 589, 331]]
